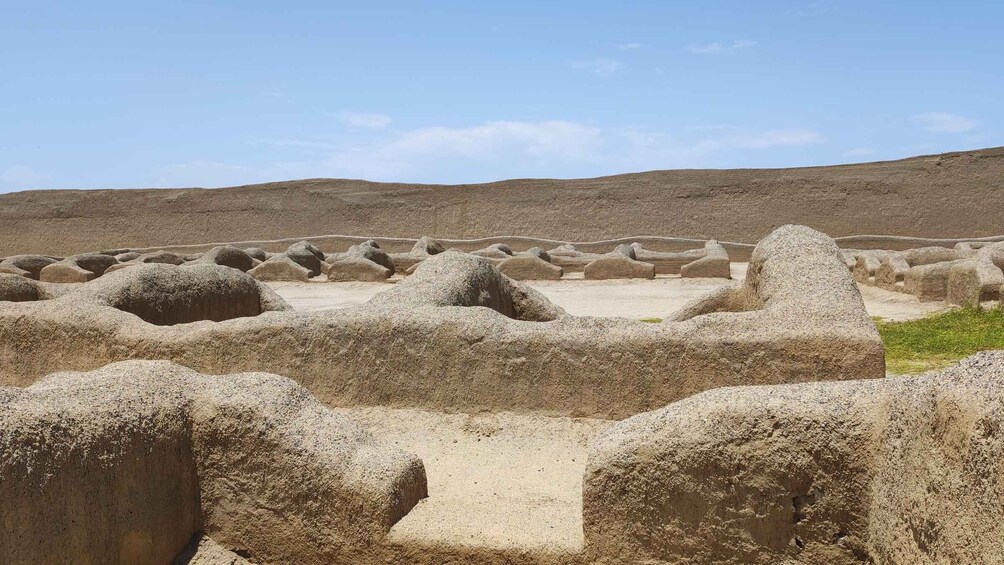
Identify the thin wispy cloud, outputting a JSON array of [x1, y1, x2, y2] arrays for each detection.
[[786, 1, 835, 18], [338, 111, 393, 129], [692, 128, 824, 152], [190, 120, 827, 186], [153, 160, 249, 187], [612, 42, 642, 50], [843, 147, 877, 158], [325, 120, 604, 180], [148, 118, 829, 188], [0, 165, 52, 192], [248, 137, 339, 151], [572, 57, 622, 76], [913, 112, 979, 133], [686, 40, 757, 55], [741, 128, 824, 148]]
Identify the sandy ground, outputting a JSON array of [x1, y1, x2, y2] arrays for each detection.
[[856, 284, 951, 322], [174, 533, 248, 565], [268, 263, 949, 322], [335, 406, 612, 557]]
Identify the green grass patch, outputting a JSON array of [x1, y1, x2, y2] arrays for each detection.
[[876, 307, 1004, 374], [639, 317, 663, 323]]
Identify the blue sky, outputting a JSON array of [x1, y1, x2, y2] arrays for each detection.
[[1, 1, 1001, 192]]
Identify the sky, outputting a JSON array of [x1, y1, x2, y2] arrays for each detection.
[[1, 1, 1001, 192]]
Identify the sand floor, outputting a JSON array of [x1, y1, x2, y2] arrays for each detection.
[[335, 406, 612, 558], [268, 263, 949, 322]]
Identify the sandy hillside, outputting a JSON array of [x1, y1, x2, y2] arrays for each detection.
[[2, 147, 1003, 256]]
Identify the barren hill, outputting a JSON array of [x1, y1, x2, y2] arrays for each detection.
[[2, 147, 1002, 256]]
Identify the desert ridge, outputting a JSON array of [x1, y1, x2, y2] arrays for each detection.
[[2, 146, 1004, 256]]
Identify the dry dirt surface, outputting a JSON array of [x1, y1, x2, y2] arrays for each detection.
[[856, 284, 951, 321], [336, 406, 613, 562], [2, 147, 1003, 256], [268, 264, 945, 322]]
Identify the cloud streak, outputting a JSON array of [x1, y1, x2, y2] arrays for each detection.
[[913, 112, 979, 133], [152, 160, 250, 188], [843, 147, 877, 158], [0, 165, 52, 192], [338, 111, 393, 129], [153, 120, 826, 187], [241, 121, 823, 184], [686, 40, 757, 55], [691, 128, 824, 151], [572, 57, 622, 76]]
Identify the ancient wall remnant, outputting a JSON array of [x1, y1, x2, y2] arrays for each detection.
[[584, 351, 1004, 564], [0, 225, 883, 418], [0, 360, 426, 564]]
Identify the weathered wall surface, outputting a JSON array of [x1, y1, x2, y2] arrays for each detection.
[[584, 351, 1004, 564], [0, 361, 427, 565], [1, 147, 1002, 256], [0, 227, 884, 420]]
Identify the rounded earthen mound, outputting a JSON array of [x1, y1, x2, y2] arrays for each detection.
[[0, 255, 59, 279], [198, 245, 255, 272], [81, 263, 276, 325], [0, 274, 42, 302]]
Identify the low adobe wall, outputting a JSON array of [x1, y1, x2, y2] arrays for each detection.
[[584, 351, 1004, 564], [848, 241, 1004, 305], [67, 232, 1004, 265], [0, 361, 426, 564], [0, 225, 883, 419]]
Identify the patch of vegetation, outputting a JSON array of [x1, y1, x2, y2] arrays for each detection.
[[875, 307, 1004, 374], [639, 317, 662, 323]]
